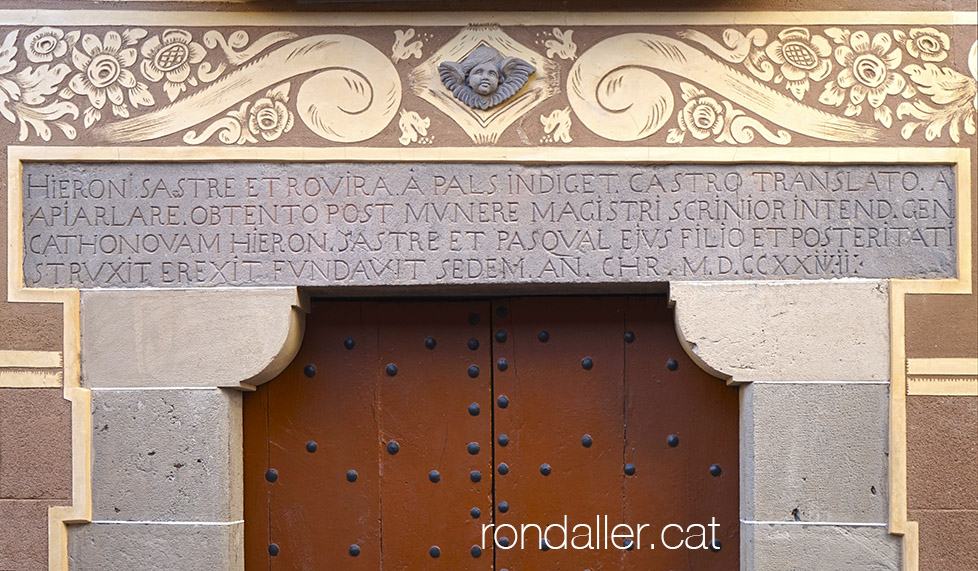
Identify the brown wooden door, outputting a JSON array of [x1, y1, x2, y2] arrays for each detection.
[[244, 297, 739, 570]]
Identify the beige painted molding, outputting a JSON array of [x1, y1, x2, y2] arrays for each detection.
[[0, 10, 974, 26], [906, 357, 978, 376], [905, 358, 978, 395], [0, 350, 63, 387]]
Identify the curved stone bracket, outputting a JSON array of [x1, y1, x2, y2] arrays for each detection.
[[80, 288, 308, 389], [670, 281, 890, 384]]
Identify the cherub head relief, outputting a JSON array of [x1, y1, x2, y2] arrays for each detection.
[[439, 45, 535, 110]]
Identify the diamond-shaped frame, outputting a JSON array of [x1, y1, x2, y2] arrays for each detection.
[[410, 26, 561, 144]]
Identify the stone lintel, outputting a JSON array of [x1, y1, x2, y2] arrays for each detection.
[[80, 288, 307, 389], [670, 281, 890, 383]]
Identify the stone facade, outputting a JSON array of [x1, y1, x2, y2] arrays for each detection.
[[0, 2, 975, 571]]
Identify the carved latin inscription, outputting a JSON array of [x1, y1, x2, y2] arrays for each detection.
[[22, 162, 955, 288]]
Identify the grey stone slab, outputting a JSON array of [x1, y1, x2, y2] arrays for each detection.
[[742, 523, 901, 570], [69, 522, 243, 571], [80, 288, 305, 388], [672, 281, 889, 382], [742, 383, 889, 523], [91, 389, 242, 522], [23, 162, 955, 289]]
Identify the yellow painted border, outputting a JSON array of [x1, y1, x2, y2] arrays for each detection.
[[0, 9, 974, 26], [887, 148, 972, 571], [906, 358, 978, 395], [907, 357, 978, 376], [0, 350, 63, 387], [8, 145, 972, 571]]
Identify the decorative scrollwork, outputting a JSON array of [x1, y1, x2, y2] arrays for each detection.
[[666, 83, 790, 145], [100, 35, 400, 143], [569, 33, 877, 143]]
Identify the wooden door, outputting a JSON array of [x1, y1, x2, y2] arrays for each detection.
[[244, 297, 739, 570]]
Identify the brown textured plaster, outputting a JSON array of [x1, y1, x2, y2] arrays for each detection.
[[908, 509, 978, 571], [907, 396, 978, 510], [0, 388, 72, 500], [0, 145, 64, 352], [0, 499, 64, 571]]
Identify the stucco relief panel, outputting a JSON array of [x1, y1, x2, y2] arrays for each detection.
[[0, 24, 973, 147]]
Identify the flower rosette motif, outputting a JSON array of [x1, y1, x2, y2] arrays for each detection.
[[820, 29, 907, 127], [678, 95, 725, 141], [248, 83, 293, 142], [24, 27, 78, 63], [140, 29, 206, 102], [764, 27, 833, 100], [666, 82, 790, 146], [895, 28, 950, 63], [63, 29, 155, 127]]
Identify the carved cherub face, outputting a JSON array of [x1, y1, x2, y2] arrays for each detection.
[[468, 60, 501, 95], [438, 44, 536, 110]]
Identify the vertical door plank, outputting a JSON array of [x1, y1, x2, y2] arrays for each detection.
[[493, 297, 626, 571], [377, 301, 494, 571], [266, 301, 383, 569], [243, 385, 270, 571], [623, 296, 740, 569]]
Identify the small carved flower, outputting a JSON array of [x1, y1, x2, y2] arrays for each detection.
[[140, 29, 205, 102], [679, 96, 725, 140], [248, 84, 293, 141], [24, 27, 75, 63], [66, 29, 154, 127], [765, 27, 833, 100], [820, 30, 905, 127], [898, 28, 950, 63]]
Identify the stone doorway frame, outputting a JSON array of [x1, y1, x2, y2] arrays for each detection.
[[6, 145, 972, 570]]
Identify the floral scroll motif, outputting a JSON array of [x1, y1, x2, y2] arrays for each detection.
[[184, 83, 293, 145], [0, 23, 972, 147], [570, 27, 975, 145], [0, 26, 398, 144], [666, 83, 790, 145], [140, 29, 206, 102], [62, 29, 155, 127], [818, 29, 907, 127], [765, 27, 833, 100], [24, 27, 76, 63]]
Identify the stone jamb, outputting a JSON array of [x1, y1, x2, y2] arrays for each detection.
[[6, 144, 972, 569]]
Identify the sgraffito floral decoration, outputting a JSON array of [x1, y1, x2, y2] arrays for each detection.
[[0, 24, 973, 146]]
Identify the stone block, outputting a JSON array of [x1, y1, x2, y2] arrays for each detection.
[[671, 281, 889, 382], [0, 388, 72, 499], [742, 523, 900, 570], [91, 389, 242, 522], [0, 499, 63, 571], [69, 521, 243, 571], [743, 383, 889, 523], [80, 288, 306, 388]]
